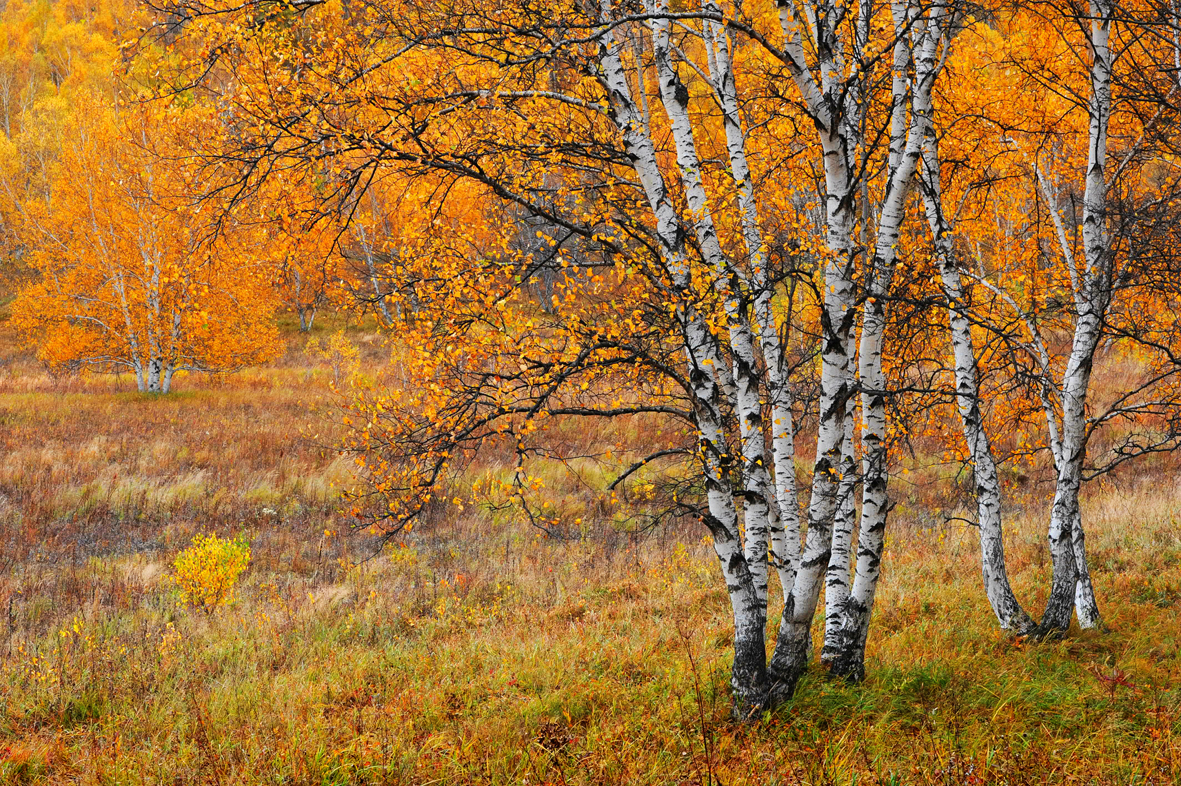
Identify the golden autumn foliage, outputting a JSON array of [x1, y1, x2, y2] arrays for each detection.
[[7, 100, 283, 391], [145, 0, 831, 532], [914, 6, 1181, 470], [269, 221, 341, 332], [0, 0, 146, 284], [172, 532, 252, 614], [4, 0, 1181, 772]]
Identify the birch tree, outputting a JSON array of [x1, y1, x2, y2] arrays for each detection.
[[915, 13, 1040, 635], [152, 0, 1181, 715], [6, 100, 281, 391], [918, 0, 1181, 634], [157, 0, 953, 710], [756, 0, 957, 684], [1025, 0, 1181, 633]]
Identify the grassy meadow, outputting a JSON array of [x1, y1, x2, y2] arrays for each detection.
[[0, 317, 1179, 785]]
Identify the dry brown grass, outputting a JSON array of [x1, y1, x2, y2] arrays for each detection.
[[0, 319, 1179, 785]]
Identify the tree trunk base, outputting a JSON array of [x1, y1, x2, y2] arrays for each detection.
[[1002, 609, 1038, 637], [765, 625, 809, 710], [1030, 620, 1070, 641], [826, 649, 866, 683]]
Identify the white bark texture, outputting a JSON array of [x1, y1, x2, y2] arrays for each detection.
[[821, 374, 857, 663], [767, 0, 861, 696], [823, 1, 944, 680], [648, 7, 778, 610], [915, 27, 1036, 634], [703, 6, 803, 607], [595, 3, 770, 714], [919, 199, 1035, 633], [1040, 0, 1111, 632]]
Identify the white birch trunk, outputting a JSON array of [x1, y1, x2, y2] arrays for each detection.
[[826, 4, 946, 679], [1071, 501, 1100, 628], [649, 4, 777, 609], [821, 405, 857, 664], [767, 0, 861, 697], [160, 299, 185, 395], [355, 223, 395, 325], [916, 56, 1036, 634], [1041, 0, 1111, 632], [1042, 315, 1104, 631], [595, 5, 769, 714], [146, 357, 163, 393], [925, 222, 1035, 633], [111, 270, 145, 391], [768, 196, 857, 695], [703, 5, 803, 605]]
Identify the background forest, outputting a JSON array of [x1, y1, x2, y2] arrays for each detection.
[[1, 0, 1180, 781]]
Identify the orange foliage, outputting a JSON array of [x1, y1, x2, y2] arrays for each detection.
[[8, 99, 281, 391]]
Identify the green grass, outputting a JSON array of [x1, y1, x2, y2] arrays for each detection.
[[0, 325, 1178, 784], [1, 510, 1178, 785]]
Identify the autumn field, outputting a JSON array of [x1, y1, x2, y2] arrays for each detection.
[[0, 317, 1178, 786], [6, 0, 1181, 778]]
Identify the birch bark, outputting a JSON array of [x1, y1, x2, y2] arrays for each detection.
[[703, 6, 802, 605], [920, 210, 1035, 632], [825, 2, 945, 679], [915, 33, 1036, 634], [1039, 0, 1111, 632], [649, 2, 778, 610], [594, 3, 770, 714], [821, 384, 856, 664], [767, 0, 862, 696]]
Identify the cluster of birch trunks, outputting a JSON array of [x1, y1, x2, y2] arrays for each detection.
[[591, 0, 1126, 715], [168, 0, 1181, 717]]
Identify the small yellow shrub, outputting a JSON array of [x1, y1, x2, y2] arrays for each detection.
[[172, 533, 251, 614], [306, 331, 360, 383]]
